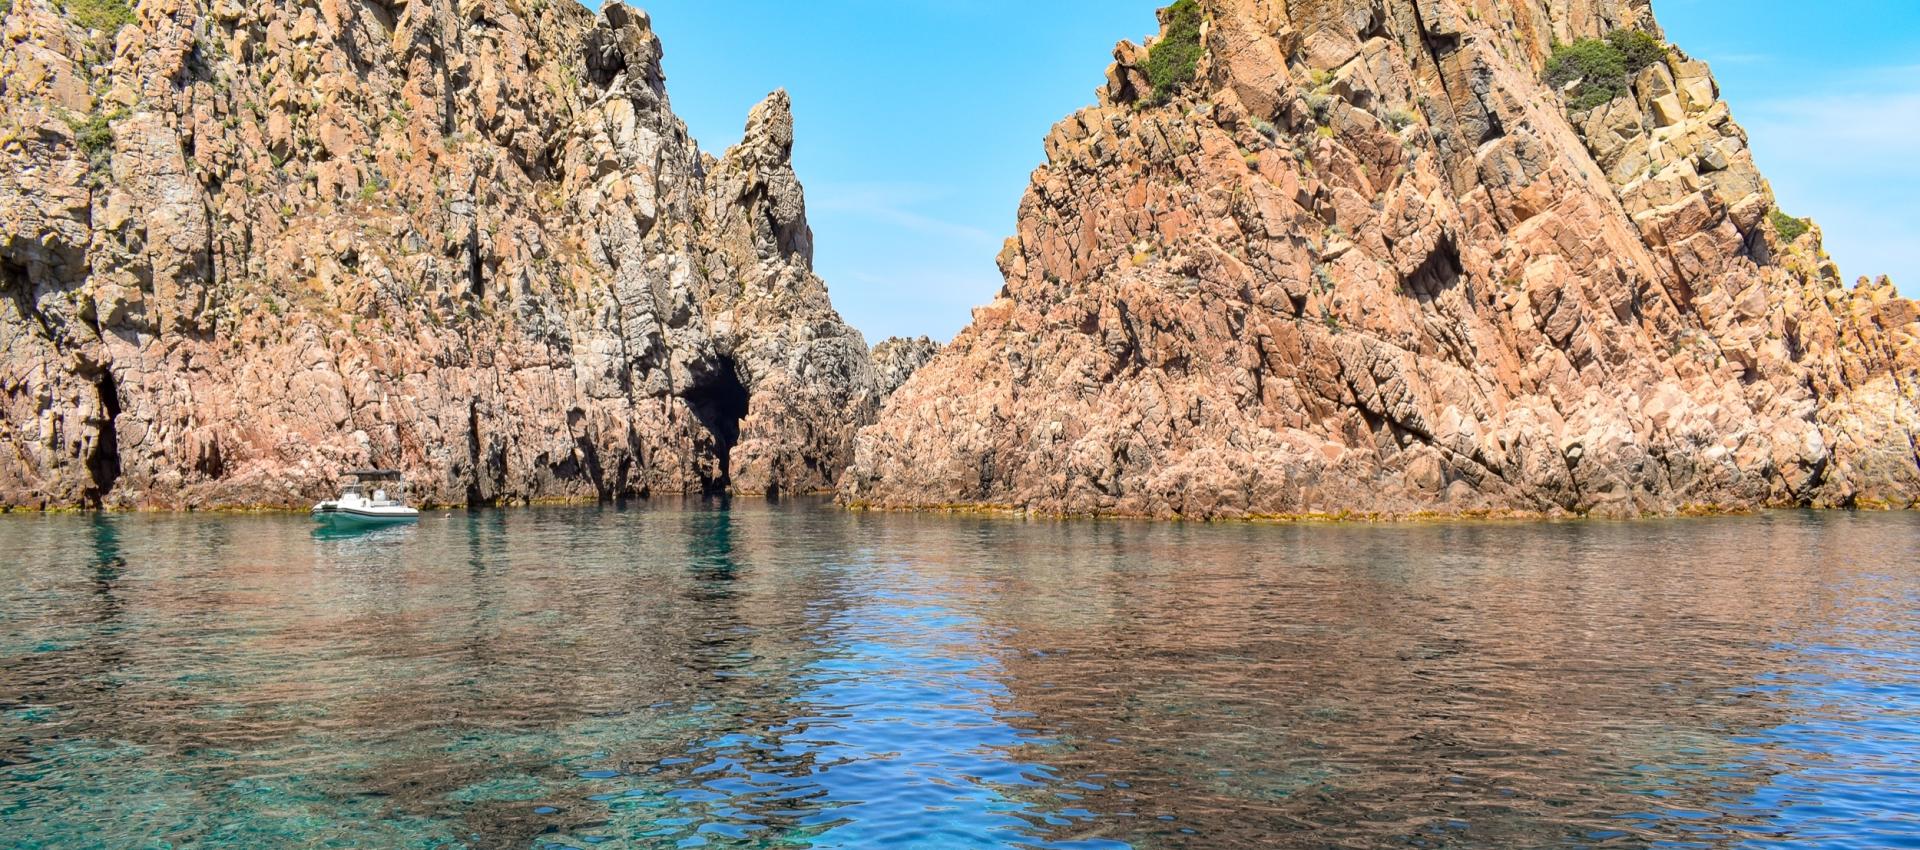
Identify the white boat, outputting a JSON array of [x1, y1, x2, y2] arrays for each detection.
[[312, 470, 420, 527]]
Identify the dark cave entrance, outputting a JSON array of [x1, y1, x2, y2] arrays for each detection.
[[1401, 235, 1463, 302], [84, 370, 123, 508], [686, 356, 750, 497]]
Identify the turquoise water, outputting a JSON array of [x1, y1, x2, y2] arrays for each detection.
[[1, 503, 1917, 849]]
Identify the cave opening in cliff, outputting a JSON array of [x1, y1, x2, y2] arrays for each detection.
[[466, 240, 486, 300], [465, 401, 499, 509], [687, 356, 750, 497], [84, 370, 123, 508], [1401, 235, 1462, 302]]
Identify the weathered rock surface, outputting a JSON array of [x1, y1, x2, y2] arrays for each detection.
[[848, 0, 1920, 518], [1, 0, 884, 508], [870, 336, 942, 400]]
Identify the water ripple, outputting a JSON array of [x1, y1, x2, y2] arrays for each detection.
[[0, 506, 1916, 848]]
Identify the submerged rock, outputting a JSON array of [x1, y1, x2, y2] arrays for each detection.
[[847, 0, 1920, 518], [0, 0, 882, 508]]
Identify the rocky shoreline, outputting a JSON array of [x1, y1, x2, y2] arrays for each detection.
[[840, 498, 1910, 524]]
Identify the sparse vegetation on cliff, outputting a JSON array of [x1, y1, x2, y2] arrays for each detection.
[[1544, 29, 1667, 113], [63, 108, 124, 178], [1770, 207, 1811, 243], [60, 0, 136, 33], [357, 174, 389, 203], [1144, 0, 1204, 104], [1544, 39, 1624, 111], [1608, 29, 1667, 73]]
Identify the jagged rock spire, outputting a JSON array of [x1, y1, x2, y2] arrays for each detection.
[[0, 0, 879, 508]]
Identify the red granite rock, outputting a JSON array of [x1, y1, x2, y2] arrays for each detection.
[[847, 0, 1919, 518], [0, 0, 884, 508]]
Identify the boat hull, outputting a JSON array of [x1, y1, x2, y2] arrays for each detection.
[[312, 507, 420, 527]]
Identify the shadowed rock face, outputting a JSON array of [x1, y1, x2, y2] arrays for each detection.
[[848, 0, 1920, 518], [870, 336, 942, 400], [0, 0, 883, 508]]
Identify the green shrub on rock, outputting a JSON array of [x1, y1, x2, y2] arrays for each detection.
[[61, 0, 136, 33], [1769, 208, 1810, 244], [1144, 0, 1204, 104], [1608, 28, 1667, 74], [73, 115, 114, 158], [64, 108, 124, 176], [1543, 29, 1666, 114], [1544, 38, 1627, 112]]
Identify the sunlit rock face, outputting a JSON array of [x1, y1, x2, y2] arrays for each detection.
[[0, 0, 884, 508], [848, 0, 1920, 518], [870, 336, 943, 400]]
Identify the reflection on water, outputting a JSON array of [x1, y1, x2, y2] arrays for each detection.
[[1, 503, 1916, 849]]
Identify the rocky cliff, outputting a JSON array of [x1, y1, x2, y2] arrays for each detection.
[[848, 0, 1920, 518], [870, 335, 942, 400], [1, 0, 885, 508]]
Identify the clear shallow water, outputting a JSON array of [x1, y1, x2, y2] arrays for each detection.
[[1, 504, 1916, 850]]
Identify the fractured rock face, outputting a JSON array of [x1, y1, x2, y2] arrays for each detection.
[[870, 336, 943, 400], [848, 0, 1920, 518], [0, 0, 879, 508]]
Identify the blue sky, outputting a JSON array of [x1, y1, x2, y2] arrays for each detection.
[[638, 1, 1919, 342], [1659, 0, 1920, 301]]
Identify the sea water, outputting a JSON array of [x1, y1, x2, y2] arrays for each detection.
[[2, 502, 1916, 848]]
